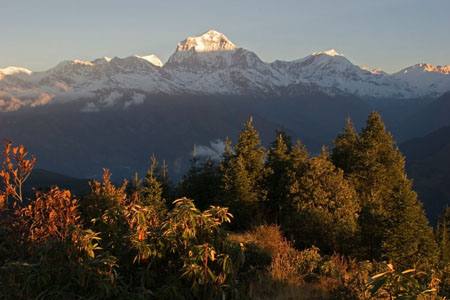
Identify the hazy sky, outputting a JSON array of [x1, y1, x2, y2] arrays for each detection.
[[1, 0, 449, 73]]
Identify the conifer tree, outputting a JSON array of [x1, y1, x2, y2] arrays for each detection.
[[288, 140, 310, 177], [436, 206, 450, 264], [382, 179, 438, 268], [331, 116, 359, 174], [354, 112, 404, 260], [177, 156, 219, 210], [331, 112, 437, 264], [140, 155, 167, 217], [285, 148, 359, 254], [218, 118, 269, 229], [158, 160, 174, 205], [265, 131, 293, 223]]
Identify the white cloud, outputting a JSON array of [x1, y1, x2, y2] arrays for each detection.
[[124, 93, 145, 109], [102, 91, 122, 107], [81, 102, 100, 113], [194, 139, 226, 161], [30, 93, 53, 107], [0, 91, 54, 112]]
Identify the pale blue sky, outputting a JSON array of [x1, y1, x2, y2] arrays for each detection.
[[1, 0, 449, 73]]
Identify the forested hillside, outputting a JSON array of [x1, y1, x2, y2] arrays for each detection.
[[1, 112, 449, 299]]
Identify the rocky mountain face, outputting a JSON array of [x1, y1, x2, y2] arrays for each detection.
[[1, 30, 449, 112]]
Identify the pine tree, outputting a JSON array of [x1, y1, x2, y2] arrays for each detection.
[[331, 116, 359, 175], [288, 140, 309, 177], [382, 179, 438, 268], [285, 148, 359, 254], [140, 155, 167, 217], [354, 112, 404, 260], [177, 156, 220, 210], [436, 206, 450, 264], [158, 160, 174, 205], [265, 131, 293, 223], [331, 112, 437, 264], [282, 139, 309, 225], [218, 118, 269, 229]]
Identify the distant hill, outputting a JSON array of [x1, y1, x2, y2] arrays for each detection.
[[0, 96, 291, 180], [400, 125, 450, 224], [22, 168, 91, 199], [397, 92, 450, 141]]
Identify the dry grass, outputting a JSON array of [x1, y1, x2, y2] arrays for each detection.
[[230, 225, 303, 285], [229, 225, 374, 300], [230, 225, 328, 299]]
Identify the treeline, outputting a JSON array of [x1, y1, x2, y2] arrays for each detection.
[[180, 112, 439, 267], [1, 112, 450, 299]]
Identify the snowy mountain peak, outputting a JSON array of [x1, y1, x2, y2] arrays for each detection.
[[135, 55, 163, 67], [400, 63, 450, 75], [90, 57, 112, 64], [359, 65, 386, 75], [166, 30, 241, 66], [415, 63, 450, 74], [72, 60, 95, 66], [176, 29, 237, 53], [312, 49, 343, 57], [0, 66, 32, 78]]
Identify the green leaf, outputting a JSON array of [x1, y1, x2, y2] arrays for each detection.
[[207, 268, 216, 281], [370, 276, 388, 295]]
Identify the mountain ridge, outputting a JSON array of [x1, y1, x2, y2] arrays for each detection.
[[1, 29, 449, 112]]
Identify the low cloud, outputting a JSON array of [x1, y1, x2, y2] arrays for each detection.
[[81, 91, 126, 112], [124, 93, 145, 109], [30, 93, 53, 107], [81, 102, 100, 113], [0, 91, 54, 112], [194, 139, 226, 161], [102, 91, 122, 107]]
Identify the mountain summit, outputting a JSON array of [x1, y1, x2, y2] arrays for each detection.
[[176, 30, 237, 53], [0, 66, 32, 79], [166, 30, 241, 66], [312, 49, 343, 57]]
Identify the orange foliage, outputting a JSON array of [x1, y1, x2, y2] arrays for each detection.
[[0, 141, 81, 252], [88, 168, 128, 205], [22, 187, 81, 243], [0, 140, 36, 209]]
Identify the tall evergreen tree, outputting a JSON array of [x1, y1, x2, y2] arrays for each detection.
[[265, 131, 293, 223], [139, 155, 168, 217], [218, 118, 269, 229], [436, 206, 450, 264], [382, 179, 438, 267], [177, 156, 220, 210], [285, 148, 359, 254], [158, 160, 174, 205], [331, 112, 437, 265], [355, 112, 405, 260], [288, 140, 309, 177], [331, 116, 359, 175]]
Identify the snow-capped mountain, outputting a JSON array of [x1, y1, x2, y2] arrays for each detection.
[[271, 50, 414, 98], [393, 63, 450, 97], [0, 29, 449, 112], [0, 66, 32, 79]]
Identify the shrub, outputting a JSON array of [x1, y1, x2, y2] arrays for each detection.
[[366, 263, 439, 299]]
